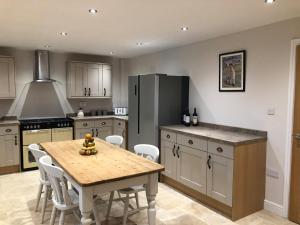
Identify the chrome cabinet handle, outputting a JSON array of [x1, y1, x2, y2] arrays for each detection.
[[91, 129, 94, 137], [176, 146, 180, 158], [188, 139, 193, 145], [101, 122, 106, 125], [216, 147, 223, 153], [104, 88, 106, 96], [83, 122, 88, 127], [166, 134, 170, 139], [96, 128, 99, 137], [14, 136, 17, 146], [88, 88, 91, 96], [5, 128, 12, 133], [207, 155, 212, 170], [84, 88, 87, 96], [172, 144, 176, 157]]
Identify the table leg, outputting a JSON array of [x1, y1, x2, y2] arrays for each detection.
[[146, 173, 158, 225], [79, 187, 95, 225]]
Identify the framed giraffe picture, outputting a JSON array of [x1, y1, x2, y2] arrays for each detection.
[[219, 50, 246, 92]]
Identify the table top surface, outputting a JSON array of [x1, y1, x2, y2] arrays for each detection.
[[41, 139, 164, 187]]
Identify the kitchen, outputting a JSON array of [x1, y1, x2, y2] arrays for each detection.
[[1, 1, 300, 225]]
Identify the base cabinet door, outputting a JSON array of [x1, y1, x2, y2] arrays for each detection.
[[0, 57, 15, 98], [161, 140, 177, 180], [75, 128, 91, 139], [177, 145, 207, 194], [207, 154, 233, 206], [97, 127, 112, 140], [114, 127, 126, 148], [0, 135, 19, 167]]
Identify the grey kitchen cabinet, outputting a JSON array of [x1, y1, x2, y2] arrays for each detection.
[[0, 125, 20, 175], [207, 153, 233, 206], [160, 140, 177, 180], [102, 64, 112, 97], [160, 127, 267, 221], [67, 61, 112, 98], [177, 145, 207, 194], [74, 118, 128, 149], [0, 57, 16, 99], [113, 119, 127, 149], [160, 130, 207, 194]]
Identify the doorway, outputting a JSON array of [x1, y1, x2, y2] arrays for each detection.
[[289, 45, 300, 223]]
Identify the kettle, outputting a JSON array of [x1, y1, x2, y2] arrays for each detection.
[[77, 108, 84, 118]]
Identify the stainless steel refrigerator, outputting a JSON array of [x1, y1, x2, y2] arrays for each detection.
[[128, 74, 189, 150]]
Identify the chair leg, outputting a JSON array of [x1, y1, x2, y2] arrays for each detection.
[[93, 201, 101, 225], [59, 211, 65, 225], [122, 194, 130, 225], [35, 183, 43, 212], [106, 191, 115, 220], [135, 192, 140, 209], [41, 185, 49, 223], [49, 206, 57, 225]]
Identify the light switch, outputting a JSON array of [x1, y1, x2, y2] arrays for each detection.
[[267, 107, 276, 116]]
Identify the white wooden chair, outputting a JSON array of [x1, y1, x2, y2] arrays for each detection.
[[105, 135, 124, 146], [29, 144, 51, 224], [106, 144, 159, 225], [39, 155, 101, 225]]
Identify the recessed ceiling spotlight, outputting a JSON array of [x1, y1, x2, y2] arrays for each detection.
[[44, 44, 51, 48], [136, 42, 143, 46], [264, 0, 275, 4], [59, 32, 68, 36], [110, 51, 114, 55], [88, 9, 98, 14], [181, 26, 189, 31]]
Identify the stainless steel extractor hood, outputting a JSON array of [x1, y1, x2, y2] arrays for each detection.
[[33, 50, 55, 82]]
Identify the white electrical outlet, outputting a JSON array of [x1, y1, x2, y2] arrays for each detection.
[[80, 101, 87, 107], [266, 168, 279, 179]]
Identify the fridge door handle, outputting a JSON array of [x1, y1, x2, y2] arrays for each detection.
[[134, 85, 137, 96]]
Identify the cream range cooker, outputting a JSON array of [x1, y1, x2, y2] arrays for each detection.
[[19, 118, 74, 171]]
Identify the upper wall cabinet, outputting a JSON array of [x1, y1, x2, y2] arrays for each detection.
[[0, 57, 16, 99], [67, 61, 112, 98]]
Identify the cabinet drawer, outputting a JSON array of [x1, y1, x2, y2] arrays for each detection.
[[95, 119, 113, 127], [208, 141, 234, 159], [75, 120, 95, 129], [177, 134, 207, 151], [161, 130, 176, 143], [114, 119, 126, 129], [0, 126, 18, 135]]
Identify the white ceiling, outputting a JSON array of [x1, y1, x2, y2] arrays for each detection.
[[0, 0, 300, 58]]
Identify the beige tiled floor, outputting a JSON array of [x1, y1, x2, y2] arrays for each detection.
[[0, 171, 296, 225]]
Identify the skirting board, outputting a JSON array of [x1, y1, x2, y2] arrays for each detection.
[[264, 200, 285, 217]]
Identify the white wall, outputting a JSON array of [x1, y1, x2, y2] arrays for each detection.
[[0, 48, 122, 118], [120, 17, 300, 215]]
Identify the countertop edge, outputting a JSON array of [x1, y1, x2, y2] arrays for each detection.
[[160, 126, 267, 146], [69, 116, 128, 121]]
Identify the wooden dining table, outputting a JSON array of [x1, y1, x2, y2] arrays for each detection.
[[41, 138, 164, 225]]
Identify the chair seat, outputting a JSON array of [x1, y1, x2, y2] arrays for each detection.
[[119, 185, 145, 194], [52, 189, 79, 210]]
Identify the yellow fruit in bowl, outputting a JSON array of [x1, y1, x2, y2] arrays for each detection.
[[79, 149, 85, 155], [86, 150, 91, 155]]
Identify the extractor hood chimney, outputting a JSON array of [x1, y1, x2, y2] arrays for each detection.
[[33, 50, 55, 82]]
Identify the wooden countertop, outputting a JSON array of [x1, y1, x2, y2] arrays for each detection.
[[70, 115, 128, 121], [41, 139, 164, 187], [161, 124, 267, 146]]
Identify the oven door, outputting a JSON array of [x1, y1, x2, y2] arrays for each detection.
[[52, 127, 73, 142], [22, 129, 52, 170]]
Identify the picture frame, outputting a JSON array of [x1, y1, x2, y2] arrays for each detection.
[[219, 50, 246, 92]]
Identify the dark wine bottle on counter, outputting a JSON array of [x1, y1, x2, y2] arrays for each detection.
[[185, 109, 191, 126], [192, 107, 198, 126], [182, 109, 187, 125]]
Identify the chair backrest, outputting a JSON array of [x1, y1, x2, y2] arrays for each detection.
[[39, 155, 72, 207], [105, 135, 124, 146], [134, 144, 159, 162], [28, 144, 48, 182]]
